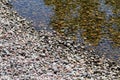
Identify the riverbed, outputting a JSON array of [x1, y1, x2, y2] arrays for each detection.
[[0, 0, 120, 79], [9, 0, 120, 64]]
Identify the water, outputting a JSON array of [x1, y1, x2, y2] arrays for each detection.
[[10, 0, 54, 30], [9, 0, 120, 64]]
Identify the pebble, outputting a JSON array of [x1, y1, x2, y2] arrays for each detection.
[[65, 65, 72, 70], [3, 48, 10, 54], [0, 0, 120, 80], [0, 43, 3, 47]]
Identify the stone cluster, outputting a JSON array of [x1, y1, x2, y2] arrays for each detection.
[[0, 0, 120, 80]]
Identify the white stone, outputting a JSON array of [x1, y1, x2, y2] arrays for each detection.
[[52, 62, 58, 71]]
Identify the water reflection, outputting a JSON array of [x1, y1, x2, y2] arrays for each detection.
[[10, 0, 120, 63], [44, 0, 120, 63], [99, 0, 113, 21], [44, 0, 120, 47], [10, 0, 54, 30]]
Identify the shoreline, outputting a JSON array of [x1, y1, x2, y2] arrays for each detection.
[[0, 0, 120, 80]]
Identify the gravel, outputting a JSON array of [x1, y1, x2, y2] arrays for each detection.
[[0, 0, 120, 80]]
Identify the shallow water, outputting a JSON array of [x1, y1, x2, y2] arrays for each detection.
[[9, 0, 120, 64], [10, 0, 54, 30]]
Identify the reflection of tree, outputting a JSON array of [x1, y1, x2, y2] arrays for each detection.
[[44, 0, 120, 46], [79, 0, 105, 45], [111, 0, 120, 47], [104, 0, 120, 47]]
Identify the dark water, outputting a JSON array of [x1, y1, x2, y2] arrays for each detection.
[[9, 0, 120, 64]]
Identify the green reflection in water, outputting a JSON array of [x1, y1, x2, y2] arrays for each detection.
[[44, 0, 120, 46]]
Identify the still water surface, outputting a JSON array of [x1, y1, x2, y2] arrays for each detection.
[[9, 0, 120, 64]]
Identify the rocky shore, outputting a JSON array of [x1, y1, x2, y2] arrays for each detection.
[[0, 0, 120, 80]]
